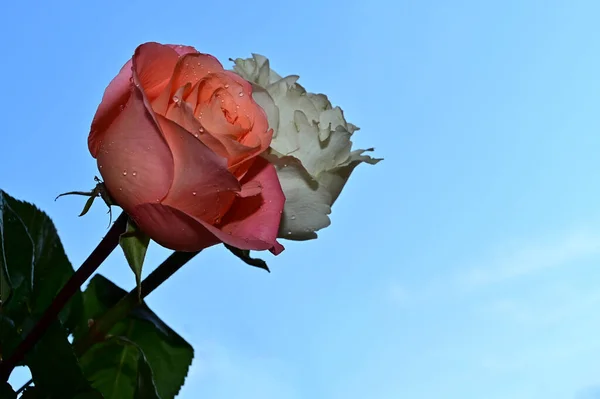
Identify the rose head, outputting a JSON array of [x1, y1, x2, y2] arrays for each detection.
[[89, 42, 284, 254]]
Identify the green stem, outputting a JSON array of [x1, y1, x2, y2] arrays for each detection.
[[0, 212, 128, 382], [75, 250, 200, 355]]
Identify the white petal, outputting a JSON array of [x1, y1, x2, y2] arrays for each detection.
[[318, 149, 382, 204], [317, 107, 347, 141], [264, 154, 332, 240], [292, 112, 353, 176], [231, 54, 282, 87], [308, 93, 332, 112], [249, 83, 279, 138]]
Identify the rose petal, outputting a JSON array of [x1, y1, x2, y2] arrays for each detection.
[[216, 157, 285, 253], [96, 85, 174, 211], [263, 154, 332, 240], [153, 52, 224, 116], [156, 114, 240, 224], [130, 203, 221, 252], [89, 59, 133, 157], [133, 42, 181, 102], [168, 44, 199, 56]]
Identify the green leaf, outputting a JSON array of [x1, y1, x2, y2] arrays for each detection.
[[80, 337, 160, 399], [0, 190, 83, 332], [134, 345, 160, 399], [119, 219, 150, 301], [0, 191, 35, 323], [0, 381, 16, 399], [0, 315, 21, 362], [224, 244, 270, 272], [77, 275, 193, 399], [79, 195, 97, 217], [25, 320, 102, 398]]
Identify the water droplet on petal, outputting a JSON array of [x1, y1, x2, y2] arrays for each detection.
[[192, 191, 197, 196], [132, 171, 137, 177], [290, 215, 296, 220], [194, 133, 199, 138], [224, 84, 230, 88], [238, 92, 244, 97], [99, 165, 103, 169], [287, 231, 292, 235], [119, 187, 123, 191], [122, 171, 127, 176], [119, 105, 125, 111], [199, 127, 204, 133]]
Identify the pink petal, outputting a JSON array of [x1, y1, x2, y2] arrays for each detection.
[[132, 158, 285, 254], [89, 42, 205, 157], [89, 59, 133, 157], [215, 157, 285, 253], [156, 114, 241, 223], [130, 203, 221, 251], [96, 85, 174, 212], [167, 44, 199, 56], [152, 52, 223, 116], [133, 42, 180, 101]]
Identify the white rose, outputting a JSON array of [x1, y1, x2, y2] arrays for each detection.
[[232, 54, 381, 240]]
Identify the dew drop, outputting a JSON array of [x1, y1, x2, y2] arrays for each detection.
[[99, 165, 103, 169], [199, 127, 204, 133], [287, 231, 292, 235], [238, 92, 244, 97], [224, 84, 230, 88], [194, 133, 199, 138], [122, 171, 127, 176], [119, 105, 125, 111], [192, 191, 197, 196], [119, 187, 123, 191], [132, 171, 137, 177], [290, 215, 296, 220]]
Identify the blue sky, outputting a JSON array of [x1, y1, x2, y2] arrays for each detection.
[[3, 0, 600, 398]]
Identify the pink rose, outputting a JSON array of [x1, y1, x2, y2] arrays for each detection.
[[88, 42, 284, 254]]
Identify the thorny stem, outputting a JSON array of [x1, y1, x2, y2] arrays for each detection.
[[0, 212, 129, 382]]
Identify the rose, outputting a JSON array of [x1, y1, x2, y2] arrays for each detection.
[[232, 55, 381, 240], [88, 43, 285, 254]]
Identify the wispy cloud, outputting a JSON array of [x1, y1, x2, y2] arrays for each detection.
[[385, 229, 600, 307], [458, 230, 600, 288]]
